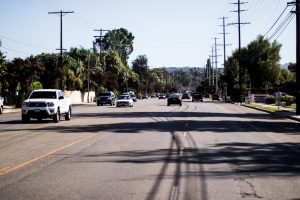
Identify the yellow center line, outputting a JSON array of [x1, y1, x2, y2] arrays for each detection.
[[0, 133, 100, 176], [0, 167, 10, 175]]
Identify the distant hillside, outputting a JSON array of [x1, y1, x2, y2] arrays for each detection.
[[281, 63, 291, 69], [163, 66, 203, 73]]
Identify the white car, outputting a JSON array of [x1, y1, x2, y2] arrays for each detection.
[[116, 95, 134, 107]]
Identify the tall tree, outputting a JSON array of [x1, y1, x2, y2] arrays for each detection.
[[225, 35, 282, 100], [0, 51, 7, 96], [98, 28, 134, 64], [243, 35, 281, 90], [132, 55, 149, 92]]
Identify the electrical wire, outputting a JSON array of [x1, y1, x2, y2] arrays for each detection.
[[0, 35, 53, 50], [273, 13, 295, 41], [263, 5, 288, 37], [267, 7, 295, 41], [0, 46, 29, 55]]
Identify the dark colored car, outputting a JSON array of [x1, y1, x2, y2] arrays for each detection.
[[212, 94, 220, 101], [182, 93, 191, 100], [158, 93, 166, 99], [192, 93, 203, 102], [167, 93, 182, 106], [142, 94, 149, 99], [97, 91, 115, 106]]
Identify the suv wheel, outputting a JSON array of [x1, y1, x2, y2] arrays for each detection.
[[65, 107, 71, 120], [22, 115, 30, 123], [53, 109, 60, 123]]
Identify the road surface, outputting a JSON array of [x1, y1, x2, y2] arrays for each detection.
[[0, 98, 300, 200]]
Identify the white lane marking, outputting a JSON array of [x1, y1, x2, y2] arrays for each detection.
[[179, 147, 184, 157], [183, 132, 187, 137], [171, 186, 179, 200]]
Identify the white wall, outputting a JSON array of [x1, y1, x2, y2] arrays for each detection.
[[64, 90, 95, 104]]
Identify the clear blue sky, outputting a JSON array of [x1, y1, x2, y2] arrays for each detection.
[[0, 0, 296, 68]]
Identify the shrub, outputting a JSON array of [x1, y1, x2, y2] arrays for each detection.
[[265, 95, 275, 104], [97, 86, 107, 93], [31, 81, 43, 90], [281, 95, 295, 106]]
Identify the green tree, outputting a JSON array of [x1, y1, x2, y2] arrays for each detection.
[[288, 62, 296, 73], [225, 35, 282, 100], [243, 35, 281, 90], [98, 28, 134, 64], [132, 55, 149, 93], [0, 51, 7, 96]]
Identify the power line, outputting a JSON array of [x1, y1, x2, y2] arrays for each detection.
[[0, 46, 29, 55], [263, 5, 289, 37], [268, 8, 295, 41], [0, 35, 53, 50], [274, 14, 295, 41]]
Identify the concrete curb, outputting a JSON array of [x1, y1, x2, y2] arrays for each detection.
[[242, 104, 300, 123]]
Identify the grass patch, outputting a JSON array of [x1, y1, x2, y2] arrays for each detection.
[[247, 103, 281, 112]]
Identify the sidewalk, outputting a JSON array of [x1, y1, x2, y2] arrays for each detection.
[[2, 106, 20, 114], [242, 103, 300, 122]]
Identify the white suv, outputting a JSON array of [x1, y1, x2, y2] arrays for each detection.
[[21, 89, 72, 123]]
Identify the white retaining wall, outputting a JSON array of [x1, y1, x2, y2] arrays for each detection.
[[64, 90, 95, 104]]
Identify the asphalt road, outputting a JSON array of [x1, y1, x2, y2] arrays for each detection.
[[0, 98, 300, 200]]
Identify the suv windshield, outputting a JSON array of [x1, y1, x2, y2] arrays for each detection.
[[30, 91, 57, 99]]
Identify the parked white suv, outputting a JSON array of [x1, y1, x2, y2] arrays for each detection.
[[21, 89, 72, 123]]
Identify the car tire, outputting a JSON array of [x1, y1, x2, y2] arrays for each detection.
[[22, 114, 30, 123], [53, 109, 60, 123], [65, 107, 71, 120]]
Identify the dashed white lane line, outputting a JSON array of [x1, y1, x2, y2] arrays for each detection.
[[171, 186, 179, 200], [179, 147, 184, 157]]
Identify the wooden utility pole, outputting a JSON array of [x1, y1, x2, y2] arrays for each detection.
[[229, 0, 250, 101], [48, 10, 74, 90], [297, 0, 300, 115]]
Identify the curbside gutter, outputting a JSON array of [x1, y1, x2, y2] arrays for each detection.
[[242, 104, 300, 123]]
